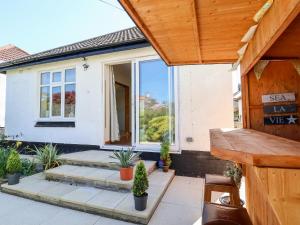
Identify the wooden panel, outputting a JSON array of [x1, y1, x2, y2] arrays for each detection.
[[120, 0, 266, 65], [264, 14, 300, 59], [247, 61, 300, 141], [246, 165, 300, 225], [210, 128, 300, 168], [241, 0, 300, 75]]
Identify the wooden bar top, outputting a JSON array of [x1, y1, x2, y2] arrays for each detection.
[[210, 128, 300, 168]]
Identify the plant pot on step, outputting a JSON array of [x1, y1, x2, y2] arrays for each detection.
[[134, 193, 148, 211], [35, 163, 44, 173], [7, 173, 20, 185], [163, 165, 169, 172], [120, 167, 133, 181]]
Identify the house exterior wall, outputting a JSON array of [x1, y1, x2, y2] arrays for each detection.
[[5, 47, 233, 152], [0, 73, 5, 128]]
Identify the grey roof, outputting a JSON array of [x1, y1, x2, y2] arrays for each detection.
[[0, 27, 147, 71]]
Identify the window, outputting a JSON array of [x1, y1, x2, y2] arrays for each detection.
[[137, 59, 176, 145], [40, 68, 76, 118]]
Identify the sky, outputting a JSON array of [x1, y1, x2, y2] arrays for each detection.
[[0, 0, 134, 54]]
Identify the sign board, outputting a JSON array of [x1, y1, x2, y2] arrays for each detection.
[[264, 115, 298, 125], [262, 93, 295, 103], [263, 104, 297, 114]]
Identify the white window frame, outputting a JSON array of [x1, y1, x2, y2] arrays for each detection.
[[134, 56, 179, 153], [38, 67, 76, 121]]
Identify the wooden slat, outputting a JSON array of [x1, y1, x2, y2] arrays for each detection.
[[210, 128, 300, 168], [241, 0, 300, 75]]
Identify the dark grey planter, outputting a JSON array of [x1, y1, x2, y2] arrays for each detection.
[[7, 173, 20, 185], [35, 163, 44, 173], [134, 193, 148, 211]]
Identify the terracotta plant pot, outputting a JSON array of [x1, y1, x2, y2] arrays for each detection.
[[163, 165, 169, 172], [120, 167, 133, 181]]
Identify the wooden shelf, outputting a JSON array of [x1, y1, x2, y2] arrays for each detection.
[[210, 128, 300, 168]]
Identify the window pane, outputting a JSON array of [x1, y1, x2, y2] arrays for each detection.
[[52, 72, 61, 82], [65, 69, 76, 82], [40, 86, 50, 117], [138, 60, 175, 144], [41, 72, 50, 85], [52, 86, 61, 116], [65, 84, 76, 117]]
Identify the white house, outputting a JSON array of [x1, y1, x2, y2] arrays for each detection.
[[0, 28, 233, 174], [0, 44, 29, 129]]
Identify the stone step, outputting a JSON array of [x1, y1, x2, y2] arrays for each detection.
[[45, 161, 157, 191], [59, 150, 146, 170], [1, 170, 175, 225]]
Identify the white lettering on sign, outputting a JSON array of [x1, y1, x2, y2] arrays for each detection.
[[262, 93, 295, 103]]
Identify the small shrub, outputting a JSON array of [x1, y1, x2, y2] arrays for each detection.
[[21, 158, 36, 176], [224, 163, 243, 189], [6, 149, 22, 174], [132, 161, 149, 197], [160, 140, 171, 167], [0, 148, 10, 178], [110, 148, 141, 168], [33, 144, 61, 170]]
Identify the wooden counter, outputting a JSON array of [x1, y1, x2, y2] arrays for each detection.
[[210, 128, 300, 168], [210, 128, 300, 225]]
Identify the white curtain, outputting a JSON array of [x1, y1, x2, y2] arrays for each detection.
[[109, 66, 120, 142]]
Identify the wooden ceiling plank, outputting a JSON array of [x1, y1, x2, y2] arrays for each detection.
[[241, 0, 300, 76], [191, 0, 202, 63], [119, 0, 171, 65]]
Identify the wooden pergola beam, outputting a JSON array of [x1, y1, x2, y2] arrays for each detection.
[[240, 0, 300, 76], [119, 0, 171, 65], [191, 0, 202, 63]]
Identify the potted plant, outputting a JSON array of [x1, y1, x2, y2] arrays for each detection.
[[6, 149, 22, 185], [132, 161, 149, 211], [160, 140, 171, 172], [220, 162, 244, 206], [110, 148, 141, 181], [32, 144, 61, 171]]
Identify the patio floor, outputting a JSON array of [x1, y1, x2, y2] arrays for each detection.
[[0, 176, 210, 225]]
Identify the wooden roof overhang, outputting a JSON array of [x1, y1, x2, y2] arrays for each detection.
[[119, 0, 300, 74]]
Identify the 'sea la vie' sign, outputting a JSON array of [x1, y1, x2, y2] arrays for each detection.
[[264, 115, 298, 125], [263, 104, 297, 114], [262, 93, 295, 103]]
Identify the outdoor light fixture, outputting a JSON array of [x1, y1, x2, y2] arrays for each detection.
[[82, 57, 89, 71]]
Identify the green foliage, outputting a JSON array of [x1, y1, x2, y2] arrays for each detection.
[[0, 147, 10, 178], [33, 144, 61, 170], [132, 161, 149, 197], [160, 140, 171, 167], [6, 149, 22, 174], [110, 148, 141, 168], [21, 159, 36, 176], [145, 116, 169, 142], [224, 163, 243, 189]]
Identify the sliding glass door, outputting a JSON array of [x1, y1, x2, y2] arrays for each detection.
[[135, 59, 177, 149]]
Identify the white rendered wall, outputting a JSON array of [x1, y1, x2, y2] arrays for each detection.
[[0, 74, 6, 128], [5, 47, 233, 151]]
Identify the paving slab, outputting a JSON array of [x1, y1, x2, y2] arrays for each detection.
[[45, 161, 156, 191], [1, 169, 175, 224]]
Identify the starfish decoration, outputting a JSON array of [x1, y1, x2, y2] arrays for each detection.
[[286, 115, 298, 124]]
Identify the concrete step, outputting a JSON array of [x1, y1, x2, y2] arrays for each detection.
[[45, 161, 157, 191], [1, 170, 175, 224], [59, 150, 146, 170]]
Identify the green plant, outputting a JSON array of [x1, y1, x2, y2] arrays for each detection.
[[33, 144, 61, 170], [224, 163, 243, 189], [160, 140, 171, 167], [21, 158, 36, 176], [6, 149, 22, 174], [110, 148, 141, 168], [0, 147, 10, 178], [132, 161, 149, 197]]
